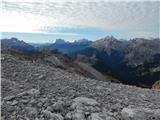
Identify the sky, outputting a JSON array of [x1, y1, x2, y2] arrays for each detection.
[[0, 0, 159, 43]]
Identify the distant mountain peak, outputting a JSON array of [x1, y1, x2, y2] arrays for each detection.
[[91, 36, 120, 50], [73, 39, 92, 45], [10, 37, 19, 41], [103, 35, 116, 40], [97, 36, 119, 44], [75, 38, 89, 43], [55, 39, 66, 44], [1, 38, 35, 54]]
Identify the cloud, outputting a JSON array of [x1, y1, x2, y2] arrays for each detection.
[[0, 0, 159, 38]]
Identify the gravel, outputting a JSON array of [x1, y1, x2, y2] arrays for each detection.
[[1, 53, 160, 120]]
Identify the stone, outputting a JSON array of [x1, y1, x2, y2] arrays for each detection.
[[121, 107, 160, 120], [3, 95, 15, 101], [17, 89, 40, 97], [90, 113, 116, 120], [43, 110, 64, 120], [84, 112, 90, 117], [1, 57, 5, 61], [26, 107, 38, 116], [10, 100, 18, 106], [68, 97, 109, 120], [13, 72, 18, 77], [73, 97, 98, 106], [6, 105, 15, 112], [21, 99, 29, 104], [52, 101, 64, 112], [46, 106, 53, 112], [72, 112, 86, 120], [37, 74, 45, 79], [89, 113, 106, 120], [65, 112, 72, 119], [27, 89, 40, 96], [71, 102, 84, 112]]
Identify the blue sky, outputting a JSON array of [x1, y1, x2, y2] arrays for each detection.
[[1, 0, 159, 43], [1, 28, 127, 43]]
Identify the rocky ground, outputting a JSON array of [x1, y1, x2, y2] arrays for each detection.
[[1, 52, 160, 120]]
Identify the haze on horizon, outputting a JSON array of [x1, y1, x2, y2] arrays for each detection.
[[0, 0, 159, 43]]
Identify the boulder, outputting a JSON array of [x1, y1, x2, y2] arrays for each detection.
[[89, 113, 106, 120], [121, 107, 160, 120], [26, 107, 38, 116], [152, 80, 160, 91], [52, 100, 64, 112], [72, 112, 86, 120], [17, 89, 40, 97], [88, 113, 116, 120], [73, 97, 98, 106], [43, 110, 64, 120]]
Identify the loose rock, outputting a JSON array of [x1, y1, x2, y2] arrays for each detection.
[[121, 107, 160, 120]]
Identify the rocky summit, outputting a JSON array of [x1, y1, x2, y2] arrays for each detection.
[[71, 37, 160, 87], [1, 49, 160, 120]]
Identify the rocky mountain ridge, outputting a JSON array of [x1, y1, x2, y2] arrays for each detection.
[[1, 38, 35, 54], [72, 36, 160, 87], [1, 37, 160, 88]]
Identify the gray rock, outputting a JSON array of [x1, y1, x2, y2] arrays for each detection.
[[17, 88, 40, 97], [52, 100, 64, 112], [37, 74, 45, 79], [6, 105, 15, 112], [73, 97, 98, 106], [89, 113, 116, 120], [71, 102, 84, 112], [43, 110, 64, 120], [72, 112, 86, 120], [121, 107, 160, 120], [13, 72, 18, 77], [10, 100, 18, 106], [21, 99, 29, 104], [3, 95, 15, 101], [68, 97, 107, 120], [46, 106, 53, 112], [26, 107, 38, 116], [44, 55, 64, 68], [65, 111, 86, 120], [89, 113, 106, 120], [27, 89, 40, 95], [65, 112, 72, 119]]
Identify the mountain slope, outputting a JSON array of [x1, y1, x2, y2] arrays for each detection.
[[1, 38, 35, 54], [47, 39, 92, 54], [71, 36, 160, 87], [1, 49, 160, 120], [1, 38, 116, 83]]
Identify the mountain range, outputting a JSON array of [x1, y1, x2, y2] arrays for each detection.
[[1, 38, 35, 54], [70, 36, 160, 87], [1, 36, 160, 119], [1, 36, 160, 88], [2, 43, 160, 120]]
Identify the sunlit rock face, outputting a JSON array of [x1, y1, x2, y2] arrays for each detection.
[[152, 80, 160, 91]]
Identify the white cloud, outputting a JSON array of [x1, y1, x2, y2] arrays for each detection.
[[0, 0, 159, 38]]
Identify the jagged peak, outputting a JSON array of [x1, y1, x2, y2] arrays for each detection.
[[91, 35, 120, 49], [103, 35, 117, 41], [54, 39, 66, 44], [1, 37, 28, 45], [74, 38, 89, 43], [10, 37, 19, 41]]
